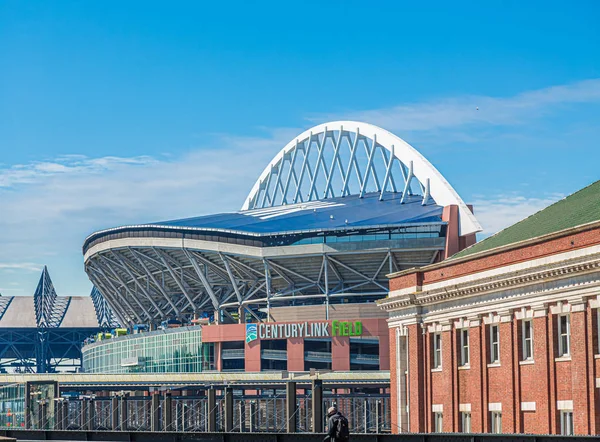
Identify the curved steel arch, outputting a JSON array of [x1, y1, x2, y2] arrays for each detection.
[[242, 121, 481, 236]]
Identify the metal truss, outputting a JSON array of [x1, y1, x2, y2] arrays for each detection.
[[90, 287, 120, 329], [86, 246, 440, 326], [243, 121, 482, 236], [0, 268, 118, 373], [0, 327, 100, 373], [34, 266, 70, 328]]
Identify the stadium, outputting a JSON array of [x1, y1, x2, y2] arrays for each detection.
[[81, 121, 482, 374]]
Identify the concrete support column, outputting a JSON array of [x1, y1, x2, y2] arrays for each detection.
[[224, 387, 234, 432], [111, 397, 119, 430], [163, 393, 173, 432], [207, 388, 217, 432], [312, 379, 323, 433], [286, 381, 297, 433], [151, 393, 160, 432]]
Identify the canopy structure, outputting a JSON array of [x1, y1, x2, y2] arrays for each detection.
[[83, 122, 481, 326], [0, 267, 117, 373]]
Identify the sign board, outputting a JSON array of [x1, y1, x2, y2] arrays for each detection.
[[245, 320, 362, 342], [121, 356, 140, 367]]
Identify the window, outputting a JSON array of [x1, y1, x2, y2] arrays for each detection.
[[434, 412, 443, 432], [558, 314, 570, 357], [490, 411, 502, 434], [522, 320, 533, 360], [560, 411, 574, 435], [490, 325, 500, 363], [432, 333, 442, 369], [460, 329, 470, 366], [460, 412, 471, 433]]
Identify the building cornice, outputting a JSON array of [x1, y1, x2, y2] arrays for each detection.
[[386, 220, 600, 279], [380, 251, 600, 313]]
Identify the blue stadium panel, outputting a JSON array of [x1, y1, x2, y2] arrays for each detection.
[[152, 193, 443, 235]]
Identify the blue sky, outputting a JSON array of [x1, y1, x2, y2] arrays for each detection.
[[0, 1, 599, 297]]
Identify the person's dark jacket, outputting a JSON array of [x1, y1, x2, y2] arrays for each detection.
[[324, 411, 345, 442]]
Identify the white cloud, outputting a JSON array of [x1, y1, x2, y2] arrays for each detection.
[[310, 78, 600, 133], [472, 193, 563, 237], [0, 156, 156, 188], [0, 263, 43, 272]]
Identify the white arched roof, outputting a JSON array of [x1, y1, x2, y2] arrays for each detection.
[[242, 121, 481, 236]]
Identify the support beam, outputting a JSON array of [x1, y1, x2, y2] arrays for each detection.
[[184, 250, 220, 310]]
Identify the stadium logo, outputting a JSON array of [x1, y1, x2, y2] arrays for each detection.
[[246, 323, 258, 343]]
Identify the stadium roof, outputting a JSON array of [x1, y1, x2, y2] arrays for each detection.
[[0, 267, 118, 329], [83, 121, 480, 325], [452, 180, 600, 259], [0, 295, 101, 328], [90, 192, 443, 239]]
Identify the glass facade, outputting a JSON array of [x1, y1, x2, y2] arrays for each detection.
[[82, 326, 214, 374], [0, 384, 25, 428]]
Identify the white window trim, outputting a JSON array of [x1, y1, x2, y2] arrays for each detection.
[[558, 314, 570, 357], [522, 319, 534, 361], [490, 324, 500, 364], [560, 410, 574, 436], [433, 411, 443, 432], [460, 412, 471, 433], [433, 333, 442, 369], [490, 411, 502, 434], [460, 329, 470, 367]]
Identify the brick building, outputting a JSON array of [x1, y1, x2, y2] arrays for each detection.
[[379, 180, 600, 435]]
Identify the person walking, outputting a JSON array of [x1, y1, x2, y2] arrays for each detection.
[[323, 406, 350, 442]]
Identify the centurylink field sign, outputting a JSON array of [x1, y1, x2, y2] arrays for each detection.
[[246, 320, 362, 343]]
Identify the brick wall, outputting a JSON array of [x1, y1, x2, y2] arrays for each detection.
[[389, 304, 600, 435]]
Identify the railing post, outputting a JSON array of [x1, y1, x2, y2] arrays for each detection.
[[376, 400, 381, 434], [24, 382, 31, 429], [286, 381, 297, 433], [88, 398, 96, 431], [80, 399, 88, 430], [239, 401, 246, 432], [207, 388, 217, 432], [179, 403, 186, 432], [163, 392, 173, 432], [62, 400, 69, 430], [120, 394, 128, 431], [111, 396, 119, 430], [224, 387, 234, 432], [312, 379, 323, 433], [249, 401, 257, 433], [54, 399, 62, 430], [364, 400, 368, 433], [151, 393, 160, 432]]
